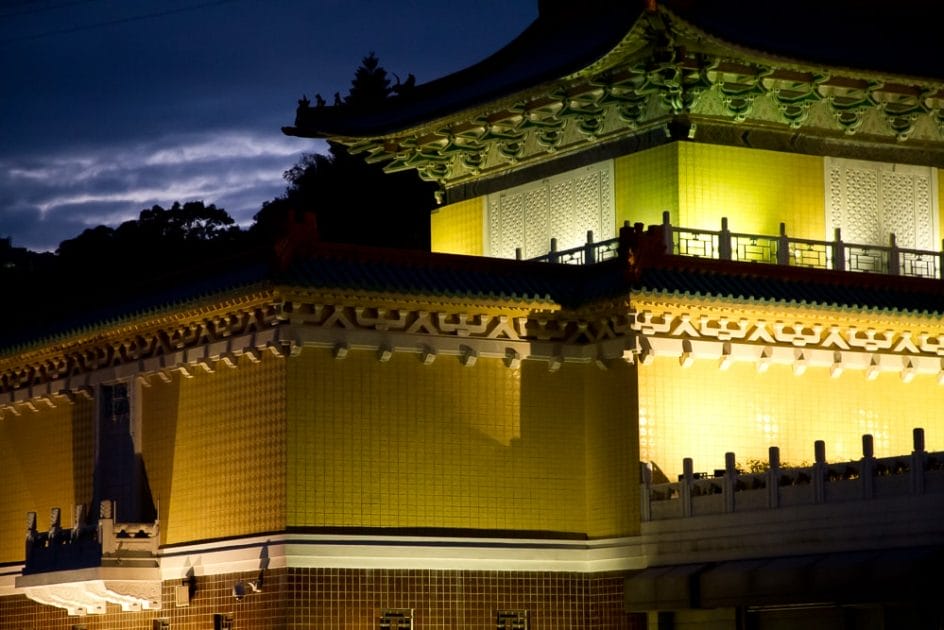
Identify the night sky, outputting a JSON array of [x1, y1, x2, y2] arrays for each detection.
[[3, 1, 942, 253], [0, 0, 537, 252]]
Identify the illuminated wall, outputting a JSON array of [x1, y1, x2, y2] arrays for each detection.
[[142, 354, 287, 545], [614, 143, 679, 229], [584, 359, 640, 537], [430, 197, 484, 255], [432, 143, 828, 257], [287, 349, 637, 538], [614, 143, 825, 238], [676, 143, 825, 238], [639, 351, 944, 481], [0, 400, 93, 563]]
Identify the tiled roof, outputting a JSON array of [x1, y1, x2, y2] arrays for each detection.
[[635, 255, 944, 315], [0, 243, 632, 355], [272, 243, 629, 308], [285, 0, 641, 139], [6, 234, 944, 357], [285, 0, 944, 141], [670, 0, 944, 81], [0, 255, 272, 353]]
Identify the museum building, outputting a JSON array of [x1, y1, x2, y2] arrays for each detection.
[[2, 1, 944, 628]]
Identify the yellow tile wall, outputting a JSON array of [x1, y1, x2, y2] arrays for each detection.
[[430, 197, 484, 255], [0, 400, 93, 563], [435, 142, 830, 255], [639, 358, 944, 481], [614, 143, 680, 229], [142, 355, 287, 545], [584, 359, 640, 537], [287, 350, 614, 535], [677, 143, 825, 238]]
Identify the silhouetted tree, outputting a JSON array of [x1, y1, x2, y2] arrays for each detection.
[[345, 51, 392, 107], [0, 202, 248, 345], [58, 201, 241, 267], [253, 53, 437, 250]]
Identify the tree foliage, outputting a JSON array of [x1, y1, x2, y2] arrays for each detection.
[[0, 53, 435, 340], [345, 51, 391, 107], [252, 52, 437, 250], [57, 201, 242, 269]]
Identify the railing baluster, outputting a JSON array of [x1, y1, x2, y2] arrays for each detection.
[[832, 227, 845, 271], [526, 221, 944, 281], [719, 217, 732, 260], [767, 446, 780, 508], [681, 457, 694, 517], [662, 211, 674, 255], [723, 452, 737, 513], [641, 462, 653, 522], [911, 427, 926, 496], [888, 233, 900, 275], [861, 434, 875, 499], [813, 440, 826, 504], [777, 223, 790, 266], [939, 238, 944, 280]]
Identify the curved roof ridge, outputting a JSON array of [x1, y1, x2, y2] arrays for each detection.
[[285, 1, 647, 139]]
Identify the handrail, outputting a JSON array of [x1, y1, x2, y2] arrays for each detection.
[[640, 428, 941, 521], [528, 213, 944, 281]]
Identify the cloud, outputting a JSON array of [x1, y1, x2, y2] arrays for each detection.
[[0, 130, 320, 251]]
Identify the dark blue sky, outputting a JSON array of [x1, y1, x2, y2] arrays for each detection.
[[0, 0, 537, 251]]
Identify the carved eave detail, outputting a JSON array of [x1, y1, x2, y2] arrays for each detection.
[[631, 292, 944, 381], [4, 281, 944, 403], [0, 285, 641, 406], [0, 290, 286, 416], [277, 291, 635, 368], [330, 6, 944, 192]]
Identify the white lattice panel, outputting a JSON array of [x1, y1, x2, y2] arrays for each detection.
[[485, 161, 616, 259], [882, 172, 916, 248], [524, 188, 550, 258], [488, 190, 525, 259], [825, 157, 938, 250]]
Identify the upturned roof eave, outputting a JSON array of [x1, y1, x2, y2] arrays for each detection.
[[284, 2, 944, 145], [283, 2, 648, 141]]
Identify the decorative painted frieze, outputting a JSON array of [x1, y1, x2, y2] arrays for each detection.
[[630, 296, 944, 380], [3, 285, 944, 413]]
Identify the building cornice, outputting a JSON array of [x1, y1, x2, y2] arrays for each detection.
[[631, 291, 944, 380], [286, 6, 944, 195]]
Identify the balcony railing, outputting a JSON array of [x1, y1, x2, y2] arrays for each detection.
[[521, 230, 623, 265], [641, 428, 944, 521], [527, 212, 944, 280]]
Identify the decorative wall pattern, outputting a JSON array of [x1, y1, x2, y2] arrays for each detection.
[[486, 162, 615, 259], [825, 157, 938, 250]]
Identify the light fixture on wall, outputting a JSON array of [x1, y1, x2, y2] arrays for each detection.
[[232, 578, 260, 601], [175, 567, 196, 607], [231, 543, 269, 602]]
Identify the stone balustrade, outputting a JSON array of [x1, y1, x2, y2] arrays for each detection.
[[641, 427, 944, 521]]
